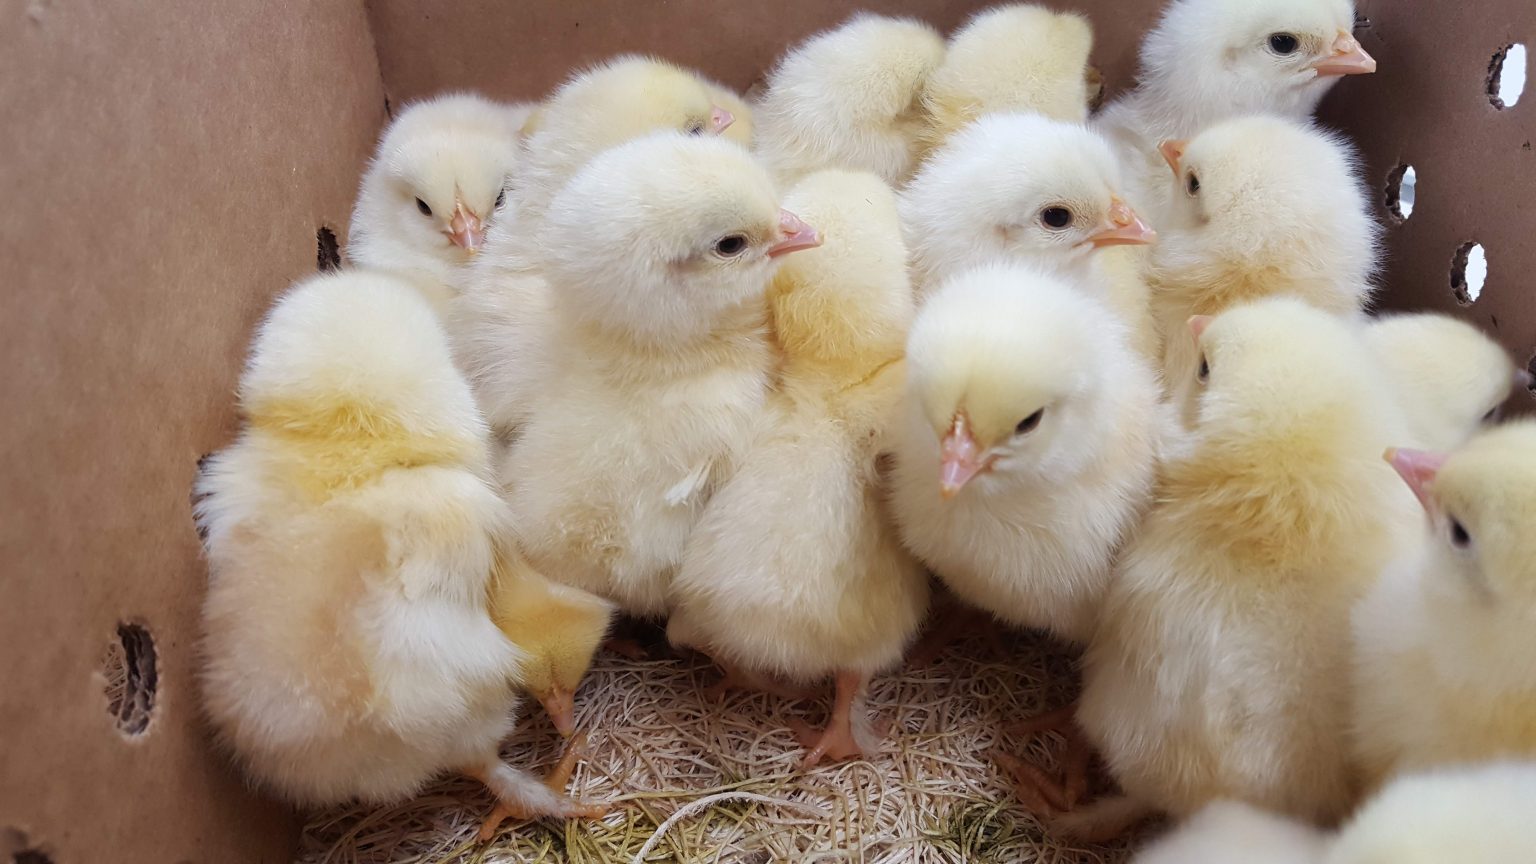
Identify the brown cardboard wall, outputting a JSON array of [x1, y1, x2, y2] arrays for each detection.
[[0, 1, 387, 862]]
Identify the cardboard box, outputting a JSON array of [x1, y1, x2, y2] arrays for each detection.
[[2, 1, 1530, 861]]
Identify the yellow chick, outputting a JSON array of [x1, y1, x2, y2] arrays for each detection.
[[1096, 0, 1375, 220], [1151, 115, 1378, 418], [347, 93, 530, 314], [513, 54, 745, 226], [666, 170, 927, 768], [916, 4, 1094, 160], [1364, 313, 1525, 451], [1327, 762, 1536, 863], [502, 132, 820, 619], [195, 270, 603, 821], [754, 13, 946, 186], [1351, 422, 1536, 788], [889, 263, 1159, 648], [1072, 297, 1421, 841], [1133, 800, 1328, 864]]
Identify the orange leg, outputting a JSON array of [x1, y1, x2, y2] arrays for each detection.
[[1010, 703, 1093, 808], [602, 637, 650, 661], [908, 602, 1009, 667], [789, 670, 886, 769], [704, 656, 813, 702], [472, 733, 608, 841]]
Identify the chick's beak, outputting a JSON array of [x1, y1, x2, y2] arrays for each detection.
[[709, 105, 736, 135], [1384, 447, 1447, 511], [540, 687, 576, 738], [1313, 32, 1377, 77], [448, 201, 485, 252], [1159, 140, 1187, 176], [1086, 197, 1157, 248], [939, 414, 986, 499], [768, 209, 822, 258], [1513, 367, 1534, 390]]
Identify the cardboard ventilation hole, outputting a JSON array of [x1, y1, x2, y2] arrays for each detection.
[[315, 227, 341, 272], [1489, 43, 1528, 109], [1451, 242, 1489, 306], [102, 623, 157, 737], [1383, 164, 1416, 223]]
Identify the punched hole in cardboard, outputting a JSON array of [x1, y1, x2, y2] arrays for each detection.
[[1451, 242, 1487, 305], [103, 623, 158, 736], [316, 227, 341, 272], [1384, 164, 1415, 222], [1489, 44, 1527, 109]]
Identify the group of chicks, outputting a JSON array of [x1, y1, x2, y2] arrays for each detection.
[[193, 0, 1536, 858]]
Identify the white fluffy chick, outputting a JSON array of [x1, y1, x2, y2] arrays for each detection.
[[1364, 313, 1525, 451], [1133, 800, 1328, 864], [889, 263, 1159, 648], [1151, 115, 1377, 415], [917, 4, 1094, 159], [1097, 0, 1375, 218], [1074, 298, 1421, 841], [347, 93, 530, 313], [1327, 762, 1536, 863], [195, 270, 602, 821], [1351, 422, 1536, 789], [899, 112, 1158, 355], [667, 171, 927, 768], [754, 13, 946, 186], [502, 132, 820, 618]]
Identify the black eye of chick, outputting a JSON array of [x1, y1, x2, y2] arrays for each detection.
[[1483, 405, 1502, 423], [686, 122, 705, 136], [714, 234, 748, 256], [494, 188, 506, 210], [415, 197, 432, 217], [1198, 356, 1210, 382], [1268, 33, 1301, 55], [1186, 173, 1201, 196], [1449, 518, 1471, 549], [1040, 207, 1073, 229], [1015, 408, 1045, 435]]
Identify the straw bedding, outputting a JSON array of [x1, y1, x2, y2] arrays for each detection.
[[298, 623, 1142, 864]]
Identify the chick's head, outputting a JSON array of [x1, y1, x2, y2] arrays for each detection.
[[907, 264, 1121, 497], [530, 55, 739, 154], [903, 113, 1154, 287], [1141, 0, 1374, 123], [490, 556, 617, 737], [1158, 115, 1378, 300], [539, 132, 819, 343], [353, 93, 523, 262], [1387, 422, 1536, 617], [1367, 314, 1524, 449]]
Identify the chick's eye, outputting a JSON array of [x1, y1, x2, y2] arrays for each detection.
[[1186, 173, 1201, 197], [495, 188, 506, 210], [415, 197, 433, 217], [1483, 405, 1502, 423], [1449, 518, 1471, 549], [713, 234, 748, 257], [1268, 33, 1301, 55], [1197, 356, 1210, 383], [1016, 408, 1045, 435], [685, 121, 705, 136], [1040, 207, 1073, 229]]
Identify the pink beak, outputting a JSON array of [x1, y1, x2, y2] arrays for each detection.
[[709, 105, 736, 135], [540, 687, 576, 738], [767, 209, 821, 258], [1384, 447, 1447, 511], [1188, 314, 1213, 340], [1313, 32, 1377, 77], [1159, 139, 1187, 176], [1086, 197, 1157, 248], [939, 414, 986, 499], [448, 201, 485, 252]]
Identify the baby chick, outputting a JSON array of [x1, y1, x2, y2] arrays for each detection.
[[1097, 0, 1375, 218], [195, 270, 603, 822], [667, 171, 927, 768], [1073, 298, 1420, 841], [1133, 800, 1328, 864], [347, 93, 529, 313], [889, 263, 1159, 649], [1351, 422, 1536, 788], [917, 4, 1094, 159], [898, 112, 1158, 356], [513, 55, 745, 226], [502, 132, 819, 618], [1328, 762, 1536, 863], [1150, 115, 1377, 415], [1364, 313, 1525, 451], [754, 13, 946, 186]]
